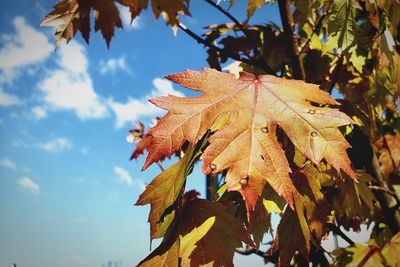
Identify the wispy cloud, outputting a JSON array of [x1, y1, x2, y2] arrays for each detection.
[[17, 176, 40, 194], [0, 89, 21, 106], [108, 78, 184, 129], [0, 16, 52, 82], [113, 166, 145, 190], [31, 106, 48, 120], [0, 157, 17, 170], [119, 6, 142, 30], [99, 56, 131, 75], [37, 41, 109, 120], [37, 137, 72, 153]]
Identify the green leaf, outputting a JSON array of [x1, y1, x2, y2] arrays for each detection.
[[135, 133, 209, 239], [328, 0, 356, 52], [138, 196, 254, 267]]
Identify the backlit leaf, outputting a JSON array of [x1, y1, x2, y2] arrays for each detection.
[[144, 68, 355, 214]]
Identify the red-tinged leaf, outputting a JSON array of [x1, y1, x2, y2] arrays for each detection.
[[138, 196, 254, 267], [375, 133, 400, 178], [130, 135, 152, 160], [381, 232, 400, 266], [91, 0, 123, 47], [135, 134, 209, 239], [144, 68, 355, 214], [334, 241, 384, 267]]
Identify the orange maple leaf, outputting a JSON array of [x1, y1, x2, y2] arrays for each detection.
[[144, 68, 355, 212]]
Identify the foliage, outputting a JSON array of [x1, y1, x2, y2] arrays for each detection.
[[42, 0, 400, 266]]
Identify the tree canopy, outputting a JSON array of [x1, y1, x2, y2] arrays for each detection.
[[42, 0, 400, 266]]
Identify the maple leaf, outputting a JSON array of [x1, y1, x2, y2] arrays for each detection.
[[381, 232, 400, 266], [138, 194, 254, 267], [274, 192, 311, 266], [135, 134, 209, 239], [375, 134, 400, 178], [42, 0, 190, 46], [41, 0, 91, 45], [144, 68, 355, 213]]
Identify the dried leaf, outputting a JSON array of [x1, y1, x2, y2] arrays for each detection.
[[375, 134, 400, 178]]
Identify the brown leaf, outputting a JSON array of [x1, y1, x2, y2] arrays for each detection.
[[42, 0, 190, 46], [375, 133, 400, 178], [144, 68, 355, 214], [41, 0, 91, 45], [274, 192, 311, 265]]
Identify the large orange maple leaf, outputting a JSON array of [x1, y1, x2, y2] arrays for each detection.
[[144, 68, 355, 211]]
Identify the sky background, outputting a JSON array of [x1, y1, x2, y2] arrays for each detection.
[[0, 1, 371, 267]]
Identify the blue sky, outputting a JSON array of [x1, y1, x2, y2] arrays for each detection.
[[0, 1, 282, 266], [0, 1, 372, 266]]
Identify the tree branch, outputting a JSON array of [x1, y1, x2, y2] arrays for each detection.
[[369, 185, 400, 206], [203, 0, 248, 37], [327, 224, 355, 246], [299, 12, 328, 54], [235, 246, 276, 263], [178, 23, 274, 74], [278, 0, 306, 80], [325, 55, 344, 94]]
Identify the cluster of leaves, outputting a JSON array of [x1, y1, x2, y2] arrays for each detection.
[[41, 0, 190, 46], [43, 0, 400, 266]]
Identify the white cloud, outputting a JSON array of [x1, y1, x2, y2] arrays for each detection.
[[0, 89, 21, 106], [0, 157, 17, 170], [113, 165, 145, 190], [0, 16, 53, 84], [37, 137, 72, 152], [37, 41, 109, 120], [119, 6, 142, 30], [114, 166, 133, 186], [108, 77, 184, 129], [99, 56, 131, 75], [31, 106, 48, 120], [17, 176, 40, 194]]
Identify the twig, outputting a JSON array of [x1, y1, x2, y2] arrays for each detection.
[[235, 246, 276, 262], [299, 12, 328, 54], [278, 0, 306, 80], [369, 186, 400, 207], [326, 55, 343, 94], [327, 224, 355, 246], [203, 0, 248, 37], [178, 23, 274, 74], [156, 161, 165, 171]]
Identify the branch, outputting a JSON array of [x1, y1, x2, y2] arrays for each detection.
[[235, 246, 276, 262], [178, 23, 274, 74], [369, 185, 400, 208], [299, 12, 328, 54], [327, 224, 355, 246], [278, 0, 306, 80], [203, 0, 248, 37], [325, 55, 344, 94]]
